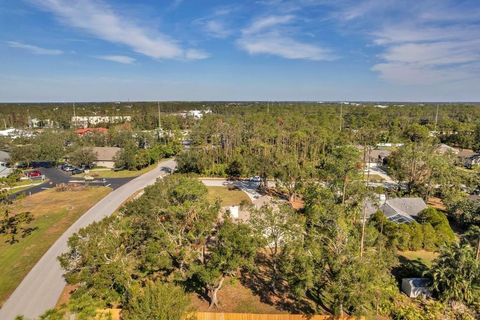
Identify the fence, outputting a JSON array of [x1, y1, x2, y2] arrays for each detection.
[[193, 312, 363, 320]]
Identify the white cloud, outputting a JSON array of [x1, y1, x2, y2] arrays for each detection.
[[97, 55, 136, 64], [332, 0, 480, 84], [29, 0, 207, 60], [203, 20, 232, 39], [238, 34, 333, 61], [7, 41, 63, 55], [185, 49, 210, 60], [242, 15, 295, 35], [238, 15, 334, 61]]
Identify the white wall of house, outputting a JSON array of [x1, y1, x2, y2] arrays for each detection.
[[95, 161, 115, 169]]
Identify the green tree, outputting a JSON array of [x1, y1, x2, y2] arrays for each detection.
[[249, 203, 304, 293], [225, 158, 245, 178], [191, 220, 259, 308], [11, 144, 39, 167], [430, 244, 480, 305], [418, 208, 455, 245], [114, 142, 138, 170], [123, 281, 192, 320], [35, 131, 65, 163], [318, 145, 361, 205], [0, 207, 34, 244], [69, 147, 96, 167]]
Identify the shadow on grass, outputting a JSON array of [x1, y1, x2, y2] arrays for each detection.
[[241, 252, 317, 316], [392, 255, 430, 285]]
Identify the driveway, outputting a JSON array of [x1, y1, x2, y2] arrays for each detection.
[[200, 178, 278, 203], [0, 159, 176, 320]]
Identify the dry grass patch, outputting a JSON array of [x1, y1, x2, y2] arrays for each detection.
[[0, 186, 111, 306]]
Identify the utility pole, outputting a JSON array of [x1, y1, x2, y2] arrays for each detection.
[[267, 101, 270, 113], [339, 103, 343, 131], [157, 101, 162, 140], [434, 104, 439, 132], [27, 109, 31, 128], [72, 103, 76, 128]]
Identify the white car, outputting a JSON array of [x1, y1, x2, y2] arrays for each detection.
[[249, 176, 261, 182]]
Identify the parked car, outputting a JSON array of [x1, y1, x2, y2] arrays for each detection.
[[25, 170, 42, 179], [71, 167, 84, 175], [249, 176, 262, 182], [61, 164, 76, 172]]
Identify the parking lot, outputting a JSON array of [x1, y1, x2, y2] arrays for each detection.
[[10, 166, 134, 198]]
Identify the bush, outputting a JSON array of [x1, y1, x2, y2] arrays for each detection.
[[369, 207, 456, 251], [122, 281, 192, 320]]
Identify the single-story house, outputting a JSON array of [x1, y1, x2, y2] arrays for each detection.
[[380, 197, 427, 223], [0, 151, 12, 178], [0, 165, 12, 178], [91, 147, 122, 169], [401, 278, 431, 298], [0, 151, 10, 166]]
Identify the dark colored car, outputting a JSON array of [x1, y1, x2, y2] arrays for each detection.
[[71, 167, 84, 175]]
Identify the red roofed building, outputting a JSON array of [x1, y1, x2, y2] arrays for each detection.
[[75, 127, 108, 136]]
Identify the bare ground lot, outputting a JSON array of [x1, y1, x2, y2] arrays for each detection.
[[190, 279, 286, 314]]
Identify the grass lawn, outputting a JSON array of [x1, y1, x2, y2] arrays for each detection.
[[398, 250, 438, 267], [74, 163, 157, 179], [0, 186, 111, 306], [206, 186, 252, 207], [6, 179, 48, 194]]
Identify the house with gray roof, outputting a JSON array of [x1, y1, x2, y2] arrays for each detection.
[[91, 147, 122, 169], [0, 151, 10, 165], [380, 197, 427, 223]]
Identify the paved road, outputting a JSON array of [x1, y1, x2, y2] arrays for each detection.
[[0, 159, 176, 320], [10, 167, 134, 199]]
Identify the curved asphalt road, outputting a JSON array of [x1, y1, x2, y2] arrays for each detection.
[[0, 159, 176, 320]]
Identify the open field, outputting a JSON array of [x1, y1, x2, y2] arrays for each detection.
[[74, 163, 157, 178], [0, 186, 111, 306], [206, 186, 252, 207]]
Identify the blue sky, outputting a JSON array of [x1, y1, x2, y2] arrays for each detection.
[[0, 0, 479, 102]]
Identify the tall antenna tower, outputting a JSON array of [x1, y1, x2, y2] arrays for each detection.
[[434, 104, 439, 132]]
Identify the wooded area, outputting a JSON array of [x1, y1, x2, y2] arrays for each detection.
[[2, 102, 479, 320]]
